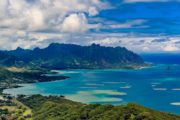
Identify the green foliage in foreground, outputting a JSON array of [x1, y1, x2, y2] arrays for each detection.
[[18, 95, 180, 120]]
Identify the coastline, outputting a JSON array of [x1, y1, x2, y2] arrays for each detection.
[[1, 64, 180, 116], [2, 64, 152, 95], [0, 69, 69, 95]]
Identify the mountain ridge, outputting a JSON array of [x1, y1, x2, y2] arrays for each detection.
[[0, 43, 144, 69]]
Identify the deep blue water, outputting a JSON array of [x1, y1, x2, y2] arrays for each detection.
[[4, 64, 180, 114], [141, 53, 180, 64]]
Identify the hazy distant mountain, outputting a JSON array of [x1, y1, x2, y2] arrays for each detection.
[[1, 43, 144, 69]]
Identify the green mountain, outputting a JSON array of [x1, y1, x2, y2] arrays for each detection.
[[0, 51, 19, 66], [4, 43, 144, 69]]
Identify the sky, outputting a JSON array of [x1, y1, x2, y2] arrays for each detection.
[[0, 0, 180, 53]]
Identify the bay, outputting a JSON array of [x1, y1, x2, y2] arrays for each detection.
[[3, 64, 180, 114]]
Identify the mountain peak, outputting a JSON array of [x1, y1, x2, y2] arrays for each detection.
[[91, 43, 100, 46], [33, 47, 41, 51], [48, 43, 61, 47], [16, 47, 24, 51]]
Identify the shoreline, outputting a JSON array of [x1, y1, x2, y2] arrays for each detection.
[[2, 65, 153, 95], [1, 65, 180, 116], [0, 70, 69, 95]]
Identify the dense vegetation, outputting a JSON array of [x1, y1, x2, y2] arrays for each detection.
[[17, 95, 180, 120], [2, 43, 144, 69]]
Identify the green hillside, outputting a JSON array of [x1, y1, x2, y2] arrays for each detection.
[[18, 95, 180, 120]]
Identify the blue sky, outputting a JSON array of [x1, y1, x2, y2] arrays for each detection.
[[0, 0, 180, 53]]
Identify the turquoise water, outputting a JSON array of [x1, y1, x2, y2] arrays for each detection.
[[4, 64, 180, 114]]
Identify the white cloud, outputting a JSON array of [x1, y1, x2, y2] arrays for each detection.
[[26, 8, 45, 30], [142, 47, 150, 51], [0, 0, 110, 50], [61, 13, 89, 33], [163, 45, 179, 52], [80, 34, 180, 53], [0, 0, 179, 53], [106, 19, 148, 29], [88, 7, 98, 16], [1, 28, 179, 53], [0, 0, 108, 32]]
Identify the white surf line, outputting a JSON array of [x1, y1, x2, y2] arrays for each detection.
[[120, 85, 132, 89], [103, 82, 126, 84], [80, 86, 97, 89], [170, 102, 180, 106], [171, 88, 180, 91], [151, 84, 156, 87], [93, 90, 127, 96], [153, 88, 167, 91], [85, 83, 104, 86], [151, 82, 161, 85], [151, 82, 165, 90], [151, 83, 161, 87]]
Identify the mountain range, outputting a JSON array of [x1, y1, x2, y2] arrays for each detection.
[[0, 43, 144, 69]]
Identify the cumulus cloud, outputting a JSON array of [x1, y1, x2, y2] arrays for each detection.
[[0, 0, 179, 53], [61, 13, 89, 33], [0, 0, 109, 49], [0, 0, 108, 31]]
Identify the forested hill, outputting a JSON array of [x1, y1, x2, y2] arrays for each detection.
[[1, 43, 144, 69], [17, 95, 180, 120]]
